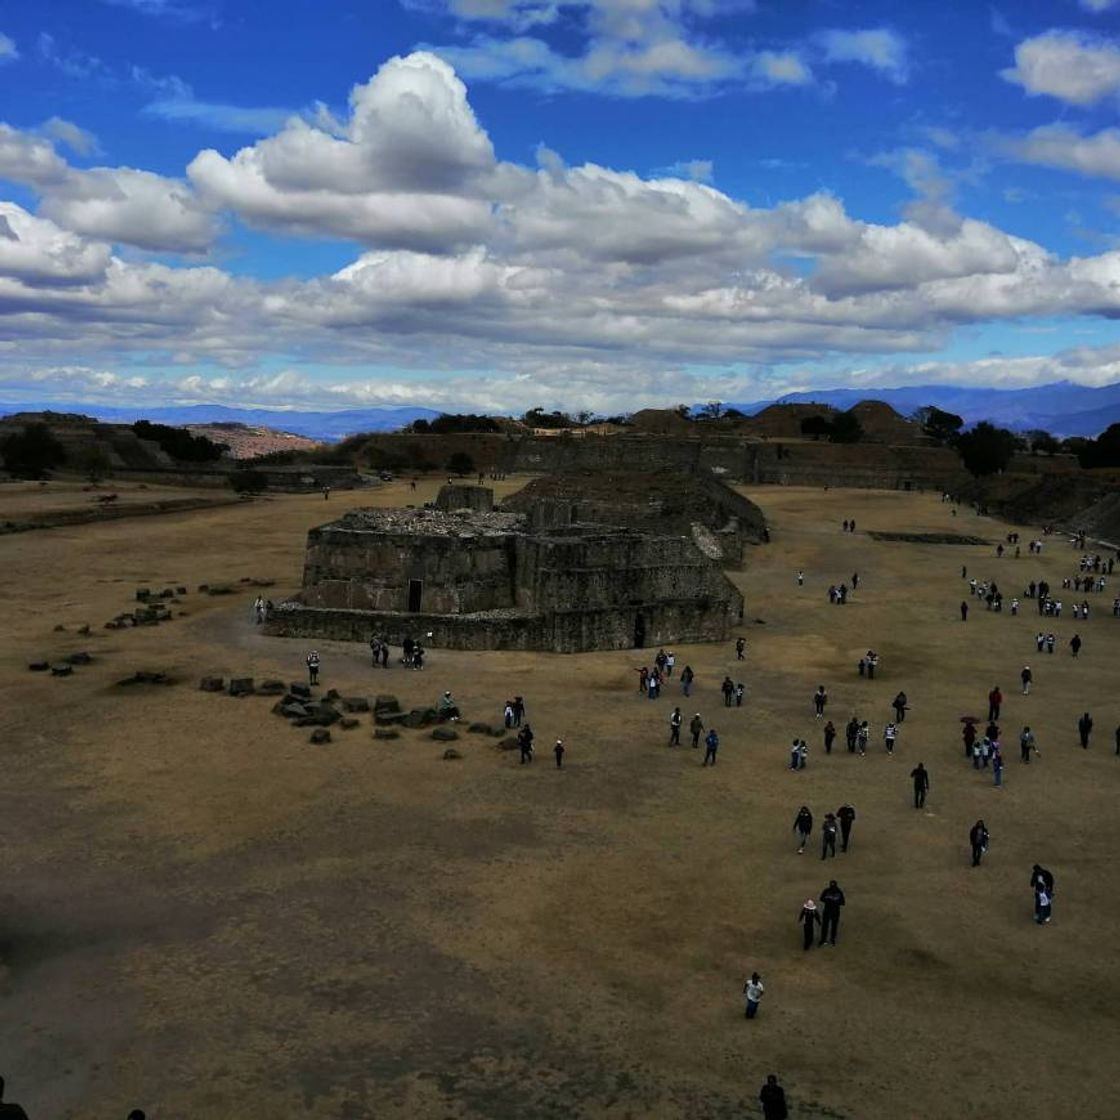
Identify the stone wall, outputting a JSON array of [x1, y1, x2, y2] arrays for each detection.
[[434, 484, 494, 511], [265, 595, 739, 653], [300, 516, 519, 615]]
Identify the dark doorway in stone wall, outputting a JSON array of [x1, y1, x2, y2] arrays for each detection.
[[408, 579, 423, 612], [633, 611, 646, 648]]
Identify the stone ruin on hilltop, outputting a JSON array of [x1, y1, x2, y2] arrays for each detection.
[[265, 476, 763, 652]]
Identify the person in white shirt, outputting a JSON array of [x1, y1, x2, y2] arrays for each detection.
[[883, 722, 898, 755], [743, 972, 765, 1019]]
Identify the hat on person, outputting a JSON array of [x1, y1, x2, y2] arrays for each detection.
[[804, 899, 817, 909]]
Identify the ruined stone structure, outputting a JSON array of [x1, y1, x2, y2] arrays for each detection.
[[499, 469, 765, 566], [266, 490, 745, 652]]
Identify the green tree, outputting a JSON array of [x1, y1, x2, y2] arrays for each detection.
[[1075, 422, 1120, 469], [1, 422, 66, 478], [228, 468, 267, 494], [956, 421, 1018, 478], [133, 420, 226, 462], [800, 414, 832, 440], [829, 410, 865, 444], [914, 405, 964, 445], [73, 444, 113, 482], [446, 451, 475, 476]]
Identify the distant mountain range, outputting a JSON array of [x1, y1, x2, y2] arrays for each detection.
[[726, 381, 1120, 437], [3, 380, 1120, 439], [0, 402, 442, 441]]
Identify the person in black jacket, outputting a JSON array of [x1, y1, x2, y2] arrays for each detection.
[[1030, 864, 1055, 895], [910, 762, 930, 808], [0, 1077, 30, 1120], [845, 716, 859, 753], [793, 806, 813, 854], [970, 820, 989, 867], [759, 1075, 788, 1120], [1078, 712, 1093, 749], [820, 813, 838, 860], [819, 880, 845, 945], [837, 803, 856, 851]]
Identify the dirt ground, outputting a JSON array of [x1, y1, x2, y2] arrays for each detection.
[[1, 479, 1117, 1119]]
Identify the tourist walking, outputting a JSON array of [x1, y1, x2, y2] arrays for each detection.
[[823, 720, 836, 754], [837, 803, 856, 851], [970, 820, 990, 867], [910, 762, 929, 808], [793, 806, 813, 853], [813, 685, 828, 718], [961, 600, 968, 622], [669, 707, 682, 746], [305, 650, 320, 686], [689, 712, 704, 749], [518, 724, 534, 764], [821, 812, 838, 860], [884, 721, 898, 756], [703, 728, 719, 766], [680, 665, 694, 697], [992, 747, 1004, 788], [553, 739, 565, 768], [988, 686, 1002, 722], [1020, 726, 1036, 763], [1070, 633, 1082, 658], [845, 716, 859, 753], [1078, 711, 1093, 749], [798, 899, 821, 950], [721, 677, 734, 707], [759, 1075, 788, 1120], [1021, 666, 1032, 695], [735, 637, 746, 661], [818, 880, 845, 945], [1030, 865, 1055, 925], [743, 972, 764, 1020], [892, 691, 908, 722]]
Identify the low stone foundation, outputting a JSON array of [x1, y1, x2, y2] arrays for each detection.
[[264, 596, 739, 652]]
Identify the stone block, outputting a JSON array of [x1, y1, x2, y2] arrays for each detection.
[[199, 675, 224, 692], [442, 748, 463, 760], [341, 696, 370, 712], [50, 664, 73, 677], [339, 716, 360, 730], [468, 721, 495, 735], [373, 694, 400, 713], [256, 679, 286, 696], [373, 728, 400, 740], [228, 678, 255, 697], [28, 660, 49, 672], [65, 652, 93, 665], [309, 728, 331, 745], [431, 726, 459, 741], [289, 683, 312, 699]]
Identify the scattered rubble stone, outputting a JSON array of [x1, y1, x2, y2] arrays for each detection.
[[374, 694, 401, 713], [374, 711, 408, 726], [64, 652, 93, 665], [342, 696, 370, 712], [442, 748, 463, 760], [118, 670, 174, 686], [77, 624, 90, 636], [309, 728, 331, 745], [468, 721, 495, 735], [497, 737, 519, 751], [256, 679, 286, 695], [431, 726, 460, 741], [50, 664, 73, 677], [53, 623, 67, 632], [228, 677, 255, 697], [199, 676, 224, 692], [373, 728, 400, 740], [289, 683, 311, 699], [339, 716, 360, 730], [28, 660, 49, 672]]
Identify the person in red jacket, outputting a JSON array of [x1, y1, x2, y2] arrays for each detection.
[[988, 686, 1002, 721]]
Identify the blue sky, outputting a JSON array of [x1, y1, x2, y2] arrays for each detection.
[[2, 0, 1120, 413]]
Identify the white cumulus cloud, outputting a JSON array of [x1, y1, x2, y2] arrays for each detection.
[[817, 28, 909, 83], [1002, 30, 1120, 105]]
